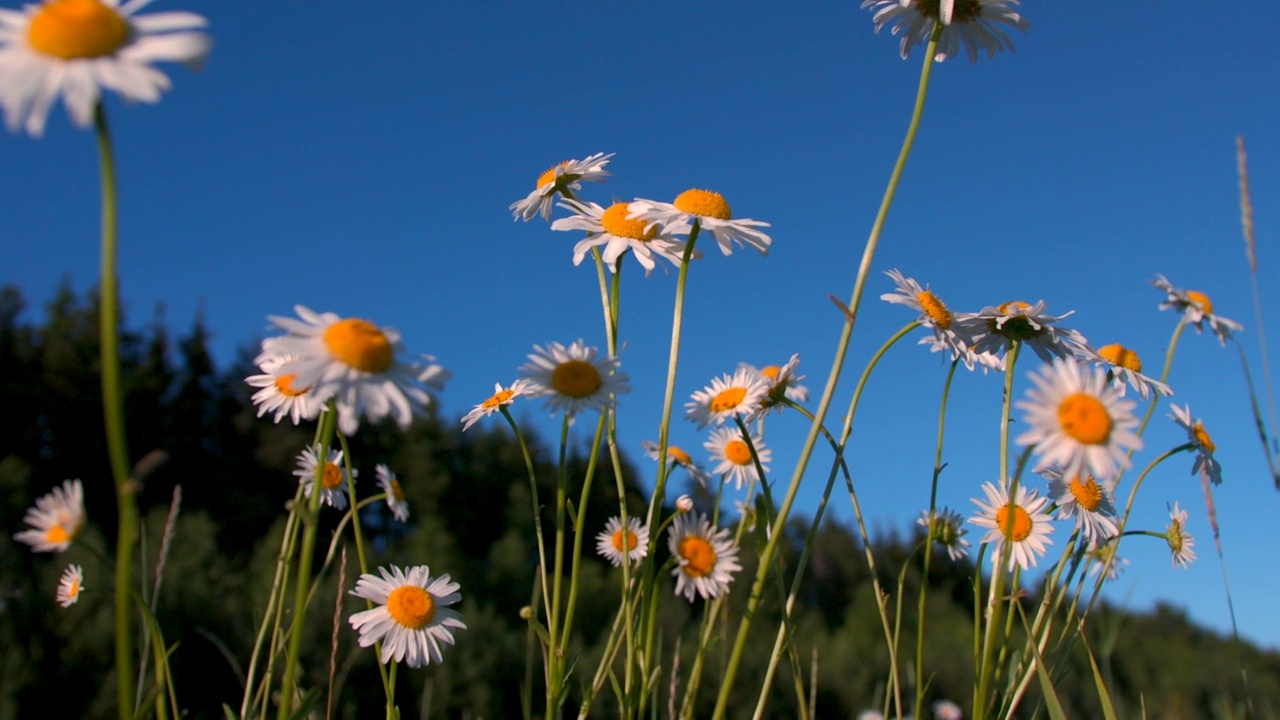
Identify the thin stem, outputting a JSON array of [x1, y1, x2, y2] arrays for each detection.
[[502, 408, 552, 623]]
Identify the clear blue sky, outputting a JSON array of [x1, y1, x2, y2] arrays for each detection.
[[4, 2, 1279, 650]]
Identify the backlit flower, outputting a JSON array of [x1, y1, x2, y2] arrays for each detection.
[[686, 368, 769, 429], [965, 300, 1092, 368], [705, 426, 771, 490], [293, 446, 355, 510], [861, 0, 1028, 64], [969, 480, 1054, 571], [668, 512, 741, 601], [1153, 274, 1242, 346], [460, 379, 531, 431], [881, 269, 991, 370], [55, 563, 83, 607], [509, 152, 613, 222], [520, 340, 629, 417], [1085, 543, 1129, 582], [552, 199, 695, 276], [349, 565, 466, 667], [1165, 502, 1196, 569], [628, 188, 772, 257], [13, 478, 84, 552], [1095, 343, 1172, 400], [595, 516, 649, 567], [376, 464, 409, 523], [917, 507, 970, 561], [1170, 404, 1223, 485], [739, 354, 809, 412], [1040, 465, 1117, 548]]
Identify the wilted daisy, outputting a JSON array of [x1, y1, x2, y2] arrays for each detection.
[[293, 447, 355, 510], [1153, 274, 1243, 346], [13, 479, 84, 552], [686, 368, 770, 429], [969, 480, 1054, 571], [520, 340, 630, 417], [1165, 502, 1196, 569], [1085, 543, 1129, 582], [933, 699, 963, 720], [739, 354, 809, 412], [348, 564, 466, 667], [460, 379, 531, 431], [55, 563, 83, 607], [966, 300, 1092, 367], [628, 188, 772, 257], [1016, 358, 1142, 482], [264, 306, 449, 436], [705, 426, 771, 490], [1170, 404, 1223, 485], [509, 152, 614, 222], [668, 512, 741, 602], [551, 199, 695, 276], [641, 440, 711, 487], [917, 507, 970, 561], [1095, 343, 1172, 400], [861, 0, 1028, 63], [245, 353, 324, 425], [1040, 465, 1118, 548], [0, 0, 211, 136], [375, 464, 409, 523], [595, 516, 649, 567]]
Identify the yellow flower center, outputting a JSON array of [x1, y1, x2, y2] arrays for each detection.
[[551, 359, 602, 398], [997, 300, 1032, 314], [1166, 520, 1185, 554], [386, 585, 436, 629], [760, 365, 781, 381], [1057, 393, 1113, 445], [1098, 344, 1143, 373], [536, 161, 575, 190], [1186, 290, 1214, 314], [724, 439, 752, 466], [1193, 422, 1216, 454], [46, 524, 71, 545], [678, 536, 717, 577], [995, 504, 1032, 542], [27, 0, 130, 60], [67, 577, 81, 597], [388, 479, 405, 503], [917, 290, 953, 329], [600, 202, 658, 241], [668, 446, 693, 466], [1068, 476, 1104, 512], [611, 528, 638, 553], [274, 373, 310, 397], [710, 387, 747, 412], [673, 189, 732, 220], [322, 319, 393, 374], [481, 387, 517, 410], [321, 462, 343, 490]]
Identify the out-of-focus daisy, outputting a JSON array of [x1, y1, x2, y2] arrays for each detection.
[[1170, 404, 1223, 485], [705, 426, 771, 490], [965, 300, 1092, 367], [857, 710, 886, 720], [917, 507, 970, 561], [348, 564, 466, 667], [13, 479, 84, 552], [520, 340, 629, 417], [969, 480, 1054, 571], [642, 440, 711, 487], [686, 368, 769, 429], [675, 494, 694, 513], [595, 516, 649, 567], [1153, 274, 1243, 346], [55, 563, 83, 607], [1095, 343, 1172, 400], [668, 512, 741, 602], [1085, 543, 1129, 582], [245, 353, 324, 425], [933, 699, 963, 720], [509, 152, 613, 222], [1040, 465, 1117, 548], [0, 0, 211, 136], [628, 188, 772, 257], [293, 447, 355, 510], [882, 269, 992, 371], [739, 354, 809, 412], [734, 498, 758, 534], [460, 379, 531, 431], [264, 306, 449, 437], [861, 0, 1028, 64], [551, 199, 695, 276], [1016, 358, 1142, 482], [1165, 502, 1196, 569], [375, 464, 409, 523]]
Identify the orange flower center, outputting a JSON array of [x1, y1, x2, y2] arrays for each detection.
[[322, 319, 393, 374], [611, 528, 638, 553], [388, 479, 405, 502], [678, 536, 717, 577], [1057, 393, 1113, 445], [1185, 290, 1214, 314], [991, 300, 1045, 340], [1068, 476, 1104, 512], [672, 189, 732, 220], [710, 387, 747, 412], [321, 462, 343, 490], [995, 503, 1033, 542], [760, 365, 781, 380], [481, 387, 516, 410], [668, 446, 693, 466], [46, 525, 71, 544], [600, 202, 658, 241], [27, 0, 129, 60], [274, 372, 311, 397], [1193, 422, 1216, 454], [536, 160, 575, 190], [386, 585, 436, 629], [917, 290, 953, 329], [1098, 344, 1143, 373], [551, 360, 602, 398], [724, 439, 753, 466]]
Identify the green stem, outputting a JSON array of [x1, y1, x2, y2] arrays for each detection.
[[547, 414, 571, 716], [502, 408, 553, 624]]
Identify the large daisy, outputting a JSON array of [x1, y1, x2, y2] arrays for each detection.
[[1094, 343, 1172, 400], [293, 446, 355, 511], [551, 199, 695, 276], [705, 426, 771, 490], [685, 367, 770, 429], [969, 480, 1054, 571], [860, 0, 1028, 63], [964, 300, 1093, 368], [1165, 502, 1196, 569], [1040, 465, 1118, 548], [627, 188, 772, 257], [13, 478, 84, 552], [460, 379, 531, 431], [1153, 274, 1243, 346], [881, 269, 991, 371], [348, 565, 466, 667], [520, 340, 630, 417], [1169, 404, 1223, 486], [667, 512, 741, 602], [509, 152, 614, 222], [595, 516, 649, 567]]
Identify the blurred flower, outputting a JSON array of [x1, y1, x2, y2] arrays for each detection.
[[861, 0, 1028, 63], [642, 440, 711, 487], [668, 512, 741, 602], [1153, 274, 1242, 346], [882, 269, 992, 371], [293, 447, 354, 510], [686, 368, 769, 429], [1095, 343, 1172, 400], [857, 711, 886, 720], [969, 480, 1054, 571], [552, 199, 695, 276], [675, 495, 694, 513], [1165, 502, 1196, 569], [245, 353, 324, 425], [628, 189, 772, 256], [595, 516, 649, 567], [917, 507, 970, 561], [376, 464, 409, 523], [705, 426, 771, 490], [349, 565, 466, 667], [1085, 543, 1129, 582], [460, 379, 531, 431], [966, 300, 1092, 367], [1170, 404, 1223, 485], [13, 479, 84, 552], [1041, 465, 1117, 548], [740, 354, 809, 412], [933, 699, 963, 720], [520, 340, 629, 417], [509, 152, 613, 222], [56, 563, 83, 607]]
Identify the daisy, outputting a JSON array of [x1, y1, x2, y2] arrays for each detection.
[[675, 494, 694, 513], [705, 426, 771, 490], [509, 152, 613, 222], [685, 367, 770, 429], [641, 440, 711, 487], [293, 446, 355, 510], [1016, 357, 1142, 482], [376, 464, 409, 523], [1153, 274, 1243, 346], [348, 564, 466, 667], [933, 699, 963, 720], [1084, 543, 1129, 582], [595, 516, 649, 567], [739, 354, 809, 412], [520, 340, 630, 417], [965, 300, 1093, 368], [1040, 465, 1118, 548], [0, 0, 211, 137], [734, 498, 758, 533], [264, 306, 449, 437], [55, 563, 84, 607], [917, 506, 971, 561], [1165, 502, 1196, 569], [460, 379, 531, 431], [627, 188, 772, 257], [1169, 404, 1223, 485], [861, 0, 1028, 64], [858, 711, 886, 720], [245, 353, 324, 425], [969, 480, 1054, 571], [13, 478, 84, 552], [1095, 343, 1172, 400], [668, 512, 741, 602], [551, 199, 695, 276], [881, 269, 992, 371]]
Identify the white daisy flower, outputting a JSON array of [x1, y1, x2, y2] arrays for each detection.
[[595, 516, 649, 567], [685, 367, 770, 429], [1153, 274, 1243, 346], [13, 478, 84, 552], [969, 480, 1054, 572], [1085, 543, 1129, 582], [245, 353, 324, 425], [861, 0, 1028, 64], [375, 464, 409, 523], [509, 152, 613, 222], [1169, 404, 1223, 486], [739, 354, 809, 412], [881, 269, 991, 371], [858, 710, 886, 720], [1016, 358, 1142, 482], [917, 507, 970, 561], [460, 379, 532, 431], [1040, 465, 1118, 548], [293, 446, 355, 510], [56, 563, 84, 607], [705, 426, 771, 490], [964, 300, 1093, 368], [264, 306, 449, 437], [667, 512, 741, 602], [641, 440, 711, 487], [551, 199, 696, 276], [627, 188, 772, 257], [520, 340, 630, 417], [1165, 502, 1196, 569], [1094, 343, 1172, 400], [933, 699, 963, 720], [675, 494, 694, 513], [0, 0, 211, 137], [734, 498, 758, 533], [348, 564, 466, 667]]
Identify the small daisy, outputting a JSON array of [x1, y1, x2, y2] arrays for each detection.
[[858, 711, 886, 720], [1153, 274, 1243, 346], [628, 188, 772, 257], [55, 563, 84, 607], [705, 426, 771, 490], [13, 478, 84, 552], [1095, 343, 1172, 400], [460, 379, 531, 431], [376, 464, 409, 523], [917, 507, 971, 561], [675, 494, 694, 513], [881, 269, 991, 371], [1165, 502, 1196, 569], [734, 498, 758, 533], [685, 367, 770, 429], [933, 699, 963, 720], [1169, 404, 1223, 486], [1085, 543, 1129, 582], [245, 353, 325, 425], [965, 300, 1093, 368], [1016, 357, 1142, 482], [293, 446, 355, 510], [520, 340, 630, 417], [348, 564, 466, 667], [595, 516, 649, 567], [1040, 466, 1118, 548], [668, 512, 741, 602], [551, 199, 696, 276], [641, 440, 711, 487], [969, 480, 1054, 571], [509, 152, 613, 222], [861, 0, 1028, 64], [739, 354, 809, 412], [0, 0, 211, 136]]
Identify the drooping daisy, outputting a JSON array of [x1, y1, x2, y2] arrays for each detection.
[[551, 199, 696, 276], [460, 379, 531, 431], [595, 516, 649, 567], [375, 464, 409, 523], [641, 440, 711, 487], [739, 354, 810, 413], [917, 507, 971, 561], [1169, 404, 1223, 486], [1095, 343, 1172, 400], [861, 0, 1028, 64], [55, 563, 84, 607], [969, 480, 1054, 571], [933, 699, 963, 720], [1165, 502, 1196, 569], [705, 426, 771, 490], [1085, 543, 1129, 582], [264, 306, 449, 436], [1153, 274, 1243, 346], [293, 446, 355, 510], [627, 188, 772, 257], [667, 512, 741, 602], [685, 368, 770, 429], [245, 353, 324, 425], [1040, 465, 1118, 548], [965, 300, 1093, 368], [13, 478, 84, 552], [0, 0, 211, 136], [1016, 357, 1142, 482], [348, 564, 466, 667], [509, 152, 614, 222], [882, 269, 993, 371], [520, 340, 630, 417]]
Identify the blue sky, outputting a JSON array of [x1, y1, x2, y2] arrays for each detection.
[[4, 2, 1280, 651]]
